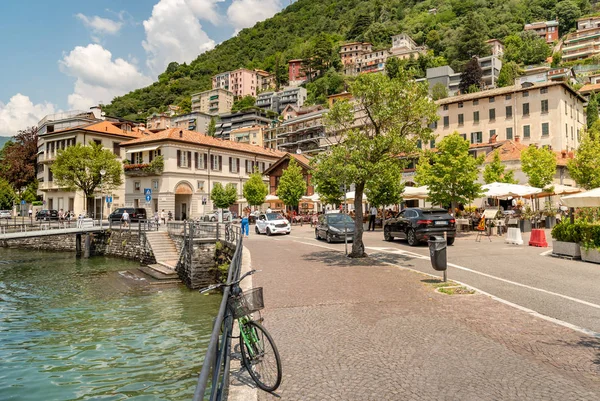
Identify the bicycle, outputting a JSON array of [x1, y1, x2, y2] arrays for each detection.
[[200, 269, 282, 392]]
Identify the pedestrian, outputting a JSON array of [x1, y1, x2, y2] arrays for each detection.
[[28, 208, 32, 219], [160, 209, 166, 225], [58, 209, 65, 227], [266, 206, 272, 214], [121, 209, 130, 227], [368, 205, 377, 231], [168, 211, 173, 221], [241, 211, 250, 238], [154, 211, 159, 226]]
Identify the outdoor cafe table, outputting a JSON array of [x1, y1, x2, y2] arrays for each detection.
[[455, 218, 470, 231]]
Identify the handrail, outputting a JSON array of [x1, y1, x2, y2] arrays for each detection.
[[192, 222, 243, 401]]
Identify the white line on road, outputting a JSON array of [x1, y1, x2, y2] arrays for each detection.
[[539, 249, 553, 256]]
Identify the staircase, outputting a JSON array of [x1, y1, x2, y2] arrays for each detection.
[[142, 231, 180, 280]]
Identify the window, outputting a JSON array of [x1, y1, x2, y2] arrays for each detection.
[[566, 123, 568, 138], [176, 150, 191, 168], [152, 180, 159, 190], [458, 102, 464, 108], [541, 87, 548, 94], [523, 103, 530, 116], [489, 97, 495, 103], [471, 132, 483, 144], [132, 152, 143, 164], [489, 108, 495, 121], [416, 140, 422, 149], [430, 139, 435, 148], [149, 149, 161, 162], [506, 106, 512, 118], [181, 151, 188, 167], [458, 114, 464, 125], [229, 157, 240, 173], [197, 180, 205, 191], [473, 99, 479, 105], [565, 102, 568, 115], [541, 99, 548, 113], [443, 104, 448, 111], [506, 127, 513, 140], [542, 122, 549, 136], [523, 125, 531, 139], [571, 126, 574, 139], [505, 94, 512, 100], [460, 133, 467, 140], [134, 181, 141, 191], [490, 129, 496, 139], [443, 116, 449, 127], [523, 91, 529, 97], [430, 121, 438, 129], [93, 139, 102, 145], [211, 154, 222, 171], [113, 142, 120, 156], [473, 111, 479, 123]]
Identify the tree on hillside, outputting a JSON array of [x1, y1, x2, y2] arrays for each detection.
[[459, 57, 483, 94], [455, 13, 490, 61], [273, 52, 289, 90], [555, 0, 582, 35], [385, 56, 401, 80], [0, 178, 16, 210], [0, 127, 38, 196], [497, 61, 521, 87], [483, 150, 517, 184], [520, 145, 557, 189], [305, 68, 346, 105], [276, 158, 307, 211], [51, 142, 123, 214], [568, 129, 600, 189], [504, 31, 551, 65], [231, 96, 256, 112], [211, 182, 237, 221], [415, 133, 484, 208], [178, 97, 191, 114], [207, 117, 217, 137], [431, 83, 449, 100], [312, 72, 437, 258], [243, 169, 269, 208], [551, 51, 562, 68], [586, 94, 598, 129], [346, 13, 372, 41]]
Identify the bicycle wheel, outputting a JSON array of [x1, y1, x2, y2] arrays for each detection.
[[239, 320, 282, 392]]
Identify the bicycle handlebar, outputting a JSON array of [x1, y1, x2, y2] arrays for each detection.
[[199, 269, 259, 294]]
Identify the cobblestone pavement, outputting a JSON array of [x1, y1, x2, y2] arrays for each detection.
[[241, 231, 600, 401]]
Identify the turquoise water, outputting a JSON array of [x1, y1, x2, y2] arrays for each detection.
[[0, 249, 220, 401]]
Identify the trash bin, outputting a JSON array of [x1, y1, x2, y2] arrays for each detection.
[[428, 236, 447, 271]]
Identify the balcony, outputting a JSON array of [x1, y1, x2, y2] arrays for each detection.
[[123, 156, 164, 177]]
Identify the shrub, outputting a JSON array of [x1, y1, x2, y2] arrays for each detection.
[[552, 221, 600, 247]]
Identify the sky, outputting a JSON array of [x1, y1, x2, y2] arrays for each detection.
[[0, 0, 286, 137]]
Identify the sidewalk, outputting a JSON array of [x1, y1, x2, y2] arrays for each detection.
[[244, 236, 600, 401]]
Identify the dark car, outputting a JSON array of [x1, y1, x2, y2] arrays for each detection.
[[35, 209, 59, 221], [315, 213, 355, 243], [384, 208, 456, 246], [108, 208, 147, 223]]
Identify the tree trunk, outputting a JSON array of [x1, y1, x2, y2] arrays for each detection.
[[350, 182, 367, 258], [86, 195, 94, 218]]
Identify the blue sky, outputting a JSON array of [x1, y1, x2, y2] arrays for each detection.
[[0, 0, 285, 136]]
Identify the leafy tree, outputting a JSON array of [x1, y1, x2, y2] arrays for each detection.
[[51, 142, 123, 214], [312, 72, 437, 258], [0, 178, 16, 210], [243, 169, 269, 207], [497, 61, 521, 87], [567, 130, 600, 189], [21, 181, 41, 203], [305, 68, 346, 105], [431, 83, 449, 100], [231, 96, 256, 112], [415, 133, 484, 208], [385, 56, 402, 80], [178, 97, 191, 114], [346, 13, 372, 41], [520, 145, 557, 189], [311, 172, 345, 207], [551, 51, 562, 68], [504, 31, 551, 65], [276, 158, 307, 210], [483, 150, 517, 184], [207, 117, 216, 136], [455, 13, 490, 61], [555, 0, 582, 35], [0, 127, 38, 195], [211, 182, 238, 210], [459, 57, 483, 94], [273, 52, 288, 90], [365, 160, 405, 209], [586, 94, 598, 129]]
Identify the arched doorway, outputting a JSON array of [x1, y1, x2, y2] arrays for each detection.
[[174, 181, 193, 221]]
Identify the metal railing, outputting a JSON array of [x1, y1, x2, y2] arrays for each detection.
[[192, 222, 243, 401]]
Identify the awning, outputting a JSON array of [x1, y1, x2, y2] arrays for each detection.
[[125, 145, 160, 154]]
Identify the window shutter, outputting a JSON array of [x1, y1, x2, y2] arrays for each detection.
[[187, 152, 191, 168], [204, 153, 207, 169], [177, 150, 181, 167], [149, 151, 153, 163], [229, 157, 232, 173], [210, 154, 214, 170], [261, 162, 265, 172], [194, 152, 198, 169], [219, 155, 222, 171], [236, 158, 240, 173], [245, 160, 249, 173]]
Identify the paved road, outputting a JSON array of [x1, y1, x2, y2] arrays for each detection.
[[240, 226, 600, 400]]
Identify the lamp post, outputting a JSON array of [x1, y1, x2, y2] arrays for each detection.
[[100, 169, 106, 227]]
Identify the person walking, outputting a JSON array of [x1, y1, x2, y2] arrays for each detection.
[[121, 209, 130, 227], [241, 211, 250, 238], [160, 209, 166, 225], [368, 205, 377, 231]]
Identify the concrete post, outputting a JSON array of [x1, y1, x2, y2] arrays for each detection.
[[76, 234, 82, 257], [84, 234, 91, 258]]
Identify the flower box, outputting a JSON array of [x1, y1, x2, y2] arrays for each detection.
[[520, 219, 532, 233], [552, 240, 581, 259], [581, 247, 600, 264]]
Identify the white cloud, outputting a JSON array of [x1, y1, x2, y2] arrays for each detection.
[[187, 0, 224, 25], [142, 0, 219, 75], [227, 0, 282, 32], [76, 13, 123, 36], [59, 44, 152, 110], [0, 94, 56, 136]]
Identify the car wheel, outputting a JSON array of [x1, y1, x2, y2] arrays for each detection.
[[326, 232, 332, 243], [266, 227, 272, 236], [255, 226, 260, 234], [447, 237, 455, 246], [315, 229, 320, 240], [407, 229, 418, 246], [384, 226, 394, 242], [285, 232, 290, 235], [210, 217, 216, 222]]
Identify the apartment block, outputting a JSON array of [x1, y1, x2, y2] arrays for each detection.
[[191, 88, 234, 115], [486, 39, 504, 57], [340, 42, 374, 76], [433, 81, 585, 153], [171, 112, 213, 134], [211, 68, 258, 98], [266, 108, 329, 155], [256, 87, 307, 113], [562, 17, 600, 61], [231, 126, 264, 147], [389, 34, 427, 59], [146, 113, 171, 131], [215, 108, 274, 140], [524, 20, 559, 43], [417, 56, 502, 95], [255, 69, 276, 91]]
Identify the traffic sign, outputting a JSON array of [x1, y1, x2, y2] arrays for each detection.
[[144, 188, 152, 195], [20, 200, 25, 205], [106, 196, 113, 204], [145, 194, 152, 203]]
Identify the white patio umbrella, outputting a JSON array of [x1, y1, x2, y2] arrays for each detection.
[[302, 193, 320, 202], [345, 191, 367, 201], [523, 184, 582, 199], [560, 187, 600, 207], [482, 182, 542, 198], [265, 194, 279, 201], [403, 185, 429, 200]]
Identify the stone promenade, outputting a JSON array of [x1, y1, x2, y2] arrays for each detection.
[[237, 232, 600, 401]]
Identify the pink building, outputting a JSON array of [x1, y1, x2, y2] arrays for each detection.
[[212, 68, 257, 98], [288, 59, 305, 85]]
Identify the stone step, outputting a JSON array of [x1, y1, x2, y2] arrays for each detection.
[[150, 245, 178, 251], [140, 264, 178, 279], [153, 251, 179, 256], [158, 260, 178, 270]]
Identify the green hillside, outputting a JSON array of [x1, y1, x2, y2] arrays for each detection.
[[103, 0, 594, 120]]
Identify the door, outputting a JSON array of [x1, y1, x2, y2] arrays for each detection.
[[257, 214, 266, 233], [393, 211, 408, 238], [181, 202, 187, 220]]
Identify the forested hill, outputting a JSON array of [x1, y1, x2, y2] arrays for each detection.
[[103, 0, 593, 120]]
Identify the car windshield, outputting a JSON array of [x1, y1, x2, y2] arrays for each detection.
[[421, 210, 449, 217], [327, 214, 354, 224], [266, 213, 284, 220]]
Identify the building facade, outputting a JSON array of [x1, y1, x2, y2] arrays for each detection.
[[230, 126, 264, 147], [562, 17, 600, 61], [147, 113, 171, 131], [432, 81, 586, 153], [171, 112, 213, 134], [120, 128, 283, 218], [211, 69, 259, 98], [389, 34, 428, 59], [486, 39, 505, 57], [256, 87, 308, 113], [255, 69, 276, 91], [215, 108, 275, 140], [272, 108, 329, 155], [263, 153, 314, 212], [524, 20, 559, 43], [191, 88, 234, 115]]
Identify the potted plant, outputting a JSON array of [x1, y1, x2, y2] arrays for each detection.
[[580, 224, 600, 264], [519, 205, 534, 233], [551, 221, 583, 259], [543, 201, 558, 229]]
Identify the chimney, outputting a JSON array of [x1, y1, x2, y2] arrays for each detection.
[[561, 150, 567, 158], [489, 134, 497, 144], [514, 135, 520, 143], [568, 151, 574, 158], [179, 130, 183, 138]]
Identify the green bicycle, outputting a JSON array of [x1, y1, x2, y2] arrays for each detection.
[[201, 270, 282, 392]]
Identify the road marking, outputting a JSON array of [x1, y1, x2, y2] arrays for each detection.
[[539, 249, 553, 256], [293, 240, 339, 251]]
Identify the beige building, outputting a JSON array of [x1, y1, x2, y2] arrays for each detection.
[[146, 113, 171, 131], [120, 128, 284, 218], [37, 120, 142, 217], [231, 126, 265, 147], [433, 81, 586, 153], [562, 17, 600, 61], [191, 88, 234, 115]]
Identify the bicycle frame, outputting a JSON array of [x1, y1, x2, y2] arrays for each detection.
[[238, 316, 261, 358]]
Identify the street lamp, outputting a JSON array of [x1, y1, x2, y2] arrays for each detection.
[[100, 169, 106, 226]]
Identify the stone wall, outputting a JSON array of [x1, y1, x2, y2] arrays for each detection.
[[176, 241, 217, 289]]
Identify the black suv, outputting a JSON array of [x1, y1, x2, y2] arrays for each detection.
[[384, 208, 456, 246], [35, 209, 59, 221], [108, 208, 147, 222]]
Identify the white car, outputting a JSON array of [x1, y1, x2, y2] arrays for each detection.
[[255, 212, 291, 236], [0, 210, 11, 219]]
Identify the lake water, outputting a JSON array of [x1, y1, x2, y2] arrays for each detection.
[[0, 249, 220, 400]]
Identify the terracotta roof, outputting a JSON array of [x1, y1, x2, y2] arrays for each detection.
[[120, 128, 285, 158], [290, 153, 311, 167], [484, 140, 529, 163], [51, 121, 142, 138], [263, 152, 312, 176], [578, 83, 600, 94]]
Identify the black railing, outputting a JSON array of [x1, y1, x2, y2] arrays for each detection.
[[192, 222, 243, 401]]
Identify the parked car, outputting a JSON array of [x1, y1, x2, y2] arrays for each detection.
[[384, 208, 456, 246], [108, 208, 147, 223], [0, 210, 11, 219], [315, 213, 355, 243], [208, 210, 232, 222], [255, 212, 291, 236], [35, 209, 59, 221]]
